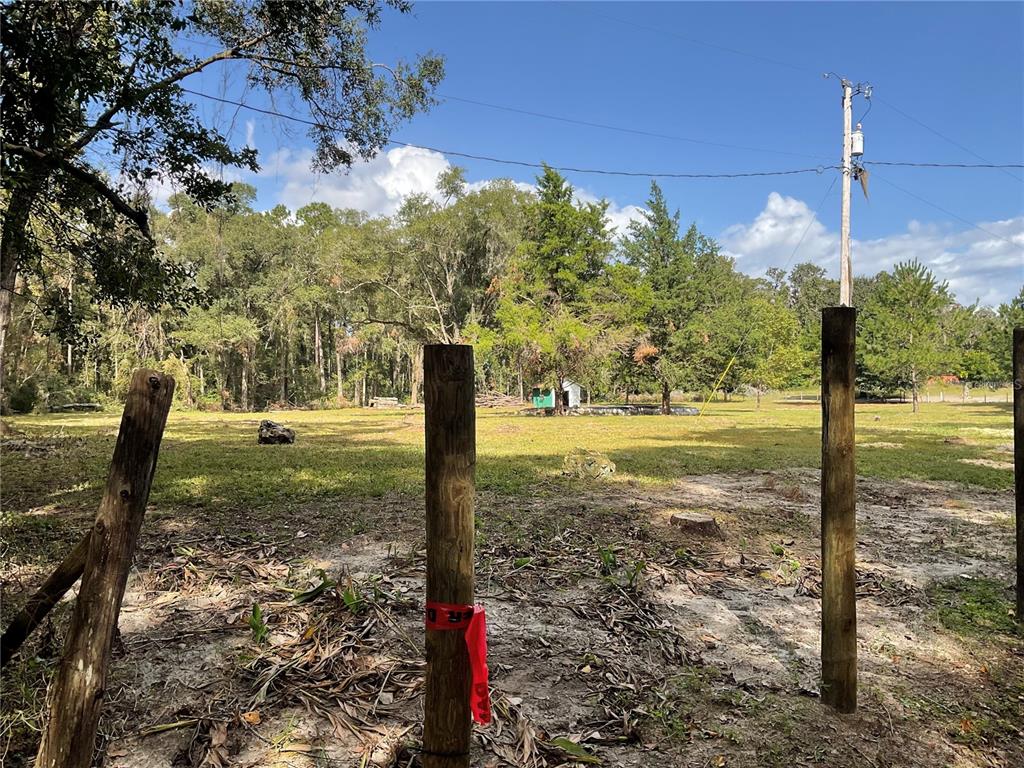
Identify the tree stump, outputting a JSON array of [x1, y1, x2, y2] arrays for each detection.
[[670, 512, 722, 536], [258, 419, 295, 444]]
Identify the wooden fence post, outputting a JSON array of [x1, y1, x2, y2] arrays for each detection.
[[422, 345, 476, 768], [1014, 327, 1023, 622], [821, 307, 857, 712], [35, 370, 174, 768]]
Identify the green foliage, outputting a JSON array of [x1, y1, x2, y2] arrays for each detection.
[[249, 603, 269, 644], [931, 577, 1020, 638], [860, 260, 951, 404], [0, 0, 444, 411]]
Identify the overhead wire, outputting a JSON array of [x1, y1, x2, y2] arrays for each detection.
[[697, 173, 839, 417], [180, 87, 834, 180], [873, 96, 1024, 183], [436, 93, 832, 161], [868, 172, 1021, 249]]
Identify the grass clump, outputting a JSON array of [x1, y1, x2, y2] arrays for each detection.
[[930, 577, 1020, 638]]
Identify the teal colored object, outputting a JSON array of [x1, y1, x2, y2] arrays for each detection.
[[531, 387, 554, 408]]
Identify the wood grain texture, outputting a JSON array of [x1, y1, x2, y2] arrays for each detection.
[[35, 370, 174, 768], [1014, 328, 1023, 622], [422, 345, 476, 768], [820, 307, 857, 713]]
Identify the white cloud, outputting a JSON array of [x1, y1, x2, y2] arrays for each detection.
[[573, 188, 646, 237], [721, 192, 1023, 306], [720, 192, 838, 272], [261, 145, 452, 216]]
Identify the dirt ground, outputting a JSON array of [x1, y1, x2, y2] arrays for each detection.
[[2, 464, 1021, 768]]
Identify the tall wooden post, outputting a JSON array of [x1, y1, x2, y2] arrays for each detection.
[[1013, 327, 1023, 622], [821, 307, 857, 712], [35, 370, 174, 768], [422, 345, 476, 768]]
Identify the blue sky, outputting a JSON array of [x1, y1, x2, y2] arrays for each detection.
[[178, 1, 1024, 306]]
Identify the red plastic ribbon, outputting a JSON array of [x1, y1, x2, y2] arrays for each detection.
[[425, 601, 491, 725]]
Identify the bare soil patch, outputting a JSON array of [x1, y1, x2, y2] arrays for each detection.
[[2, 471, 1020, 768]]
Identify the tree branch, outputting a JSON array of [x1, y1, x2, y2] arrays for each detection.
[[4, 143, 151, 239], [69, 33, 272, 153]]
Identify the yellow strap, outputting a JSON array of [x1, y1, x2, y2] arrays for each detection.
[[698, 354, 738, 417]]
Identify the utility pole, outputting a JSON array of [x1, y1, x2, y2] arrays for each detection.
[[826, 74, 870, 307], [839, 79, 853, 307]]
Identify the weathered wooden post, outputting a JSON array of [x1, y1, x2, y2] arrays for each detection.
[[821, 307, 857, 712], [422, 345, 477, 768], [1014, 327, 1023, 622], [35, 370, 174, 768]]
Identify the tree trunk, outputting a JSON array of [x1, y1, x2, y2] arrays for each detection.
[[661, 381, 671, 415], [410, 346, 423, 406], [912, 383, 919, 413], [1, 177, 43, 413], [34, 370, 174, 768], [756, 388, 762, 409], [335, 342, 344, 404], [240, 345, 250, 412], [314, 313, 325, 394], [180, 351, 194, 408]]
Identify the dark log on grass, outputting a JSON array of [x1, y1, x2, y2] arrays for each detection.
[[820, 307, 857, 712], [1, 534, 88, 668], [35, 370, 174, 768], [422, 345, 476, 768]]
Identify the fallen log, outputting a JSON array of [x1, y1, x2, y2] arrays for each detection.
[[1, 534, 88, 668]]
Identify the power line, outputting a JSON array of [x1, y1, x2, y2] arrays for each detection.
[[873, 96, 1024, 183], [865, 161, 1024, 169], [181, 88, 835, 180], [870, 171, 1021, 249], [575, 8, 1023, 183], [437, 93, 832, 161], [698, 174, 838, 417]]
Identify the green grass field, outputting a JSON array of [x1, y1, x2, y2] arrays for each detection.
[[1, 397, 1019, 768], [3, 397, 1014, 514]]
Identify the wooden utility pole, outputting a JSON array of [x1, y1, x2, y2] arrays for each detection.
[[1014, 327, 1023, 621], [35, 370, 174, 768], [820, 307, 857, 712], [839, 80, 853, 306], [422, 345, 476, 768]]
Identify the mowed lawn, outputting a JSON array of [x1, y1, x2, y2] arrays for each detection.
[[4, 396, 1015, 511], [2, 396, 1014, 563]]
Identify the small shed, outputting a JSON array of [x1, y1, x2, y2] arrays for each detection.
[[531, 380, 582, 409]]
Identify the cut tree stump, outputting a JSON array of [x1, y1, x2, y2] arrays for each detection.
[[34, 370, 174, 768], [670, 512, 722, 536]]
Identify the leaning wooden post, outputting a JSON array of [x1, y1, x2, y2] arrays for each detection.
[[821, 307, 857, 712], [35, 370, 174, 768], [1013, 327, 1023, 622], [422, 345, 476, 768], [1, 533, 88, 668]]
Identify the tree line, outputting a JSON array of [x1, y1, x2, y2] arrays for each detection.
[[4, 167, 1021, 414]]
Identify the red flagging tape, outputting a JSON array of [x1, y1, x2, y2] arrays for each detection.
[[425, 602, 491, 724]]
